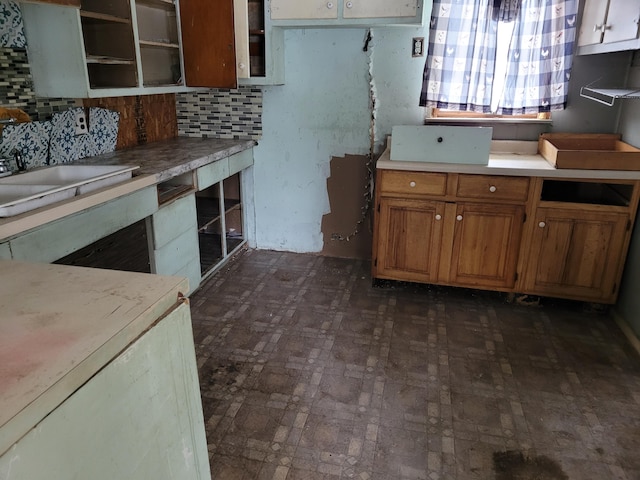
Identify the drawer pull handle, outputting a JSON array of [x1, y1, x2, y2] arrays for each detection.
[[456, 215, 463, 221], [437, 137, 443, 143], [539, 221, 546, 228], [435, 214, 442, 221], [409, 181, 416, 187], [346, 1, 353, 7], [489, 185, 497, 193], [327, 1, 334, 8]]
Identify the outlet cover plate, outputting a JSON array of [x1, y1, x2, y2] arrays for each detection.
[[75, 110, 88, 135]]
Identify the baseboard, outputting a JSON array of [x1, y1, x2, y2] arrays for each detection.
[[612, 311, 640, 357]]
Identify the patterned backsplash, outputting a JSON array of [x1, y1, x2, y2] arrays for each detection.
[[176, 88, 263, 141]]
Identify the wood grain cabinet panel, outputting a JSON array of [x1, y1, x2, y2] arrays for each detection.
[[523, 208, 629, 302], [456, 174, 530, 202], [379, 171, 447, 197], [375, 198, 444, 283], [448, 203, 524, 289]]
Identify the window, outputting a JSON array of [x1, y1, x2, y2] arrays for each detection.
[[419, 0, 579, 116]]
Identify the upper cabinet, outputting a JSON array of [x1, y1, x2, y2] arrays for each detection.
[[270, 0, 425, 26], [578, 0, 640, 55], [20, 0, 239, 98]]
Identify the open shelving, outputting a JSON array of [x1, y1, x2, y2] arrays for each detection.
[[580, 86, 640, 107], [195, 172, 245, 276]]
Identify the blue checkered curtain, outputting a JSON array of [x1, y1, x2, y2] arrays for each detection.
[[497, 0, 578, 114], [419, 1, 497, 113], [419, 0, 578, 114]]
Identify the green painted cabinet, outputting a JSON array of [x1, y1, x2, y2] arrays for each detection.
[[148, 193, 201, 294], [8, 186, 157, 263], [0, 300, 210, 479]]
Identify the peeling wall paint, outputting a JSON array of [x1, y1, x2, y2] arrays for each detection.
[[253, 29, 371, 253], [253, 25, 435, 253]]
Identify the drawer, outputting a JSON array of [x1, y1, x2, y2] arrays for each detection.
[[456, 174, 530, 202], [379, 171, 447, 196]]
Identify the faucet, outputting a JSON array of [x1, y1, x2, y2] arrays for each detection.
[[10, 148, 26, 172]]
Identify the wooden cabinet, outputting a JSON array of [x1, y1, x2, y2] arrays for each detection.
[[449, 202, 524, 289], [270, 0, 425, 26], [523, 208, 629, 303], [21, 0, 239, 97], [376, 197, 444, 283], [373, 171, 528, 292], [373, 168, 640, 304], [578, 0, 640, 55]]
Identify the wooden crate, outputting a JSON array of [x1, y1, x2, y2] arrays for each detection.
[[539, 133, 640, 170]]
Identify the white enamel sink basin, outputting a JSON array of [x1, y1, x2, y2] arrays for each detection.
[[0, 165, 139, 217]]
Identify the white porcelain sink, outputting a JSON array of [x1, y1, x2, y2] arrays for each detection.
[[0, 165, 139, 217]]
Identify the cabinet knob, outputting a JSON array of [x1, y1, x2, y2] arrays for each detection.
[[238, 63, 246, 70], [327, 1, 334, 8], [539, 221, 546, 228], [409, 181, 416, 187], [489, 185, 497, 193], [346, 1, 353, 7], [456, 215, 463, 221], [435, 214, 442, 221]]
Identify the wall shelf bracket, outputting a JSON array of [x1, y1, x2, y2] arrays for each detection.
[[580, 86, 640, 107]]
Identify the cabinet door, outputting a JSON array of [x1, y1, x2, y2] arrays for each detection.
[[602, 0, 640, 44], [375, 198, 444, 283], [343, 0, 417, 19], [524, 208, 629, 302], [180, 0, 238, 87], [578, 0, 608, 46], [271, 0, 338, 19], [448, 203, 524, 289]]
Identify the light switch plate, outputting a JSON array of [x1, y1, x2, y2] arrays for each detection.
[[75, 110, 88, 135]]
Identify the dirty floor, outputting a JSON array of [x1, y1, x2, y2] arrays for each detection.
[[189, 249, 640, 480]]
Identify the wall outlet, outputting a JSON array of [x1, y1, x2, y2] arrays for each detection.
[[75, 110, 88, 135], [412, 37, 425, 57]]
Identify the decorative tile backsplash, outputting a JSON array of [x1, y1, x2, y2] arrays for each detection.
[[0, 121, 51, 170], [1, 107, 120, 171], [176, 87, 262, 141], [0, 0, 25, 48]]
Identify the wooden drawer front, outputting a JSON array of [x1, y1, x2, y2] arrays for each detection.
[[380, 171, 447, 196], [456, 174, 530, 202]]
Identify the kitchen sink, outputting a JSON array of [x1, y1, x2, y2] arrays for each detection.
[[0, 165, 139, 217]]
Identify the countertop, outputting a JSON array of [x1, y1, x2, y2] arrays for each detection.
[[0, 260, 189, 456], [377, 140, 640, 180], [0, 137, 256, 240], [75, 137, 257, 183]]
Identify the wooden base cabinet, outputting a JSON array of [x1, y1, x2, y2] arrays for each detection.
[[522, 207, 630, 303], [373, 169, 640, 304], [373, 170, 527, 292], [375, 197, 444, 284]]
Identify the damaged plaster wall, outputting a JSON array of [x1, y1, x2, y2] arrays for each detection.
[[253, 29, 371, 252], [369, 25, 432, 153], [253, 22, 434, 253]]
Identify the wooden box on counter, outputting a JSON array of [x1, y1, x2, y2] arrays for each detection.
[[539, 133, 640, 170]]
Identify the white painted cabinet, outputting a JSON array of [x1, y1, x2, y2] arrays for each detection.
[[270, 0, 425, 26], [271, 0, 338, 20], [578, 0, 640, 54], [343, 0, 417, 19]]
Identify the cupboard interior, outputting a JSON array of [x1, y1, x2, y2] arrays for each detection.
[[196, 172, 244, 276], [248, 0, 266, 77], [540, 180, 633, 206]]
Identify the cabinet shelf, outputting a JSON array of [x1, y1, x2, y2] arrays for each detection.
[[196, 197, 241, 231], [80, 11, 131, 24], [139, 40, 180, 49], [136, 0, 176, 9], [580, 87, 640, 106], [85, 55, 136, 64]]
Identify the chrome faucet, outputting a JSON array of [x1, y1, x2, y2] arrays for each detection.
[[0, 118, 16, 125], [10, 148, 26, 171]]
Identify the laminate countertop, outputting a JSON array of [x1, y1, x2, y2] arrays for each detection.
[[0, 260, 189, 457], [0, 137, 256, 240], [377, 140, 640, 180]]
